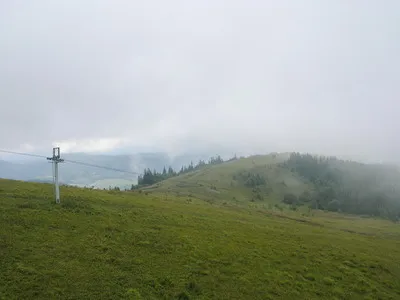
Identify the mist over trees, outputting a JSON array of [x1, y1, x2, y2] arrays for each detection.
[[282, 153, 400, 221]]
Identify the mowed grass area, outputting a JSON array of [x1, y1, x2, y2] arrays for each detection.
[[1, 179, 400, 299]]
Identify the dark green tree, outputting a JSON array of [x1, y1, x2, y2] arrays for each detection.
[[283, 193, 298, 205]]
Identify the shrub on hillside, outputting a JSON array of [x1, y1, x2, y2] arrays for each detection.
[[327, 199, 341, 212], [283, 193, 298, 205], [298, 191, 312, 203], [252, 192, 263, 202], [234, 171, 266, 188]]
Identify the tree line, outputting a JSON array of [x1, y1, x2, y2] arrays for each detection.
[[134, 155, 235, 188]]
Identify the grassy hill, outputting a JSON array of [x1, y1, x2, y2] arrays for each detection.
[[146, 153, 400, 219], [1, 179, 400, 299], [145, 153, 304, 204]]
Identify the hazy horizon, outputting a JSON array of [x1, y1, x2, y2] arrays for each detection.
[[1, 1, 399, 163]]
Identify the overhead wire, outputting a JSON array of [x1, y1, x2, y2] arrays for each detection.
[[0, 149, 47, 159], [0, 149, 138, 175], [63, 159, 138, 175]]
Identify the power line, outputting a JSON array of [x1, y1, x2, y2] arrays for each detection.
[[0, 149, 47, 159], [0, 149, 138, 175], [2, 147, 138, 204], [63, 159, 138, 175]]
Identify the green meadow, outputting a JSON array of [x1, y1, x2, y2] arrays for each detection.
[[1, 178, 400, 299]]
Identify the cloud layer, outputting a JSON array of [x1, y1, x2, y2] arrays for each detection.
[[1, 1, 399, 161]]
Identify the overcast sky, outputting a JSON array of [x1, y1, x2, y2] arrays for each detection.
[[0, 0, 399, 162]]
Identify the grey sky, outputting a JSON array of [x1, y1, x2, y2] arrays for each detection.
[[0, 1, 399, 161]]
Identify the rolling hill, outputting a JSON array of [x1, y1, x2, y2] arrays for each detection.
[[145, 153, 400, 219], [144, 153, 296, 203], [1, 179, 400, 299]]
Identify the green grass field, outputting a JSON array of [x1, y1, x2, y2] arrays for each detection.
[[1, 179, 400, 299]]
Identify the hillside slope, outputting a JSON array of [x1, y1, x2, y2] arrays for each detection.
[[1, 179, 400, 299], [146, 153, 400, 219], [146, 153, 308, 204]]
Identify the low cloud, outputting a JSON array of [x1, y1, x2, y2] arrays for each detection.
[[0, 1, 399, 162]]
